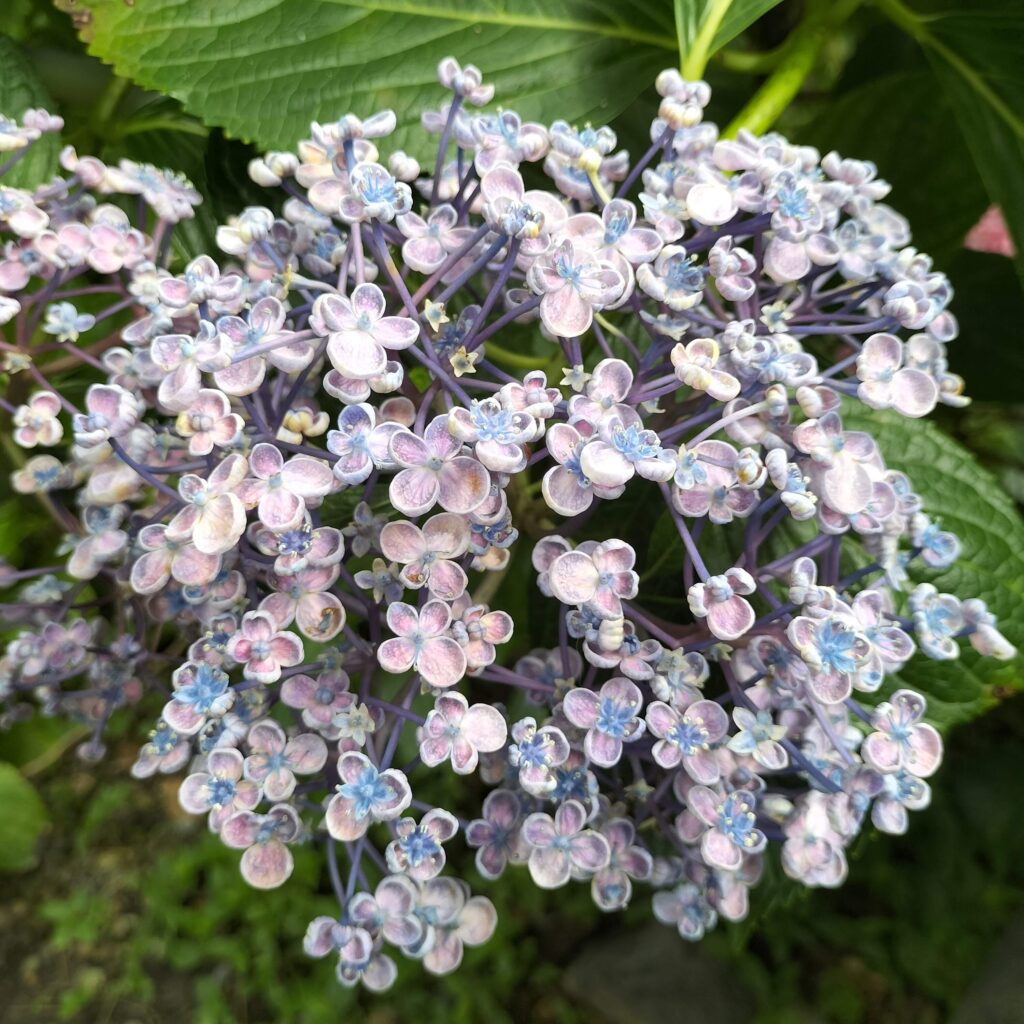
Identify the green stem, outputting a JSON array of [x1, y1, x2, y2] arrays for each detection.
[[680, 0, 735, 79], [723, 0, 862, 138], [484, 341, 550, 370], [716, 44, 786, 75], [91, 74, 129, 132]]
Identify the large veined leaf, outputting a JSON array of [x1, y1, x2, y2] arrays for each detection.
[[79, 0, 679, 157], [0, 34, 60, 188], [878, 0, 1024, 288], [843, 408, 1024, 729]]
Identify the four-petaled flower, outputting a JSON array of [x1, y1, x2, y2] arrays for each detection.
[[179, 747, 260, 831], [591, 818, 653, 911], [528, 239, 624, 338], [325, 751, 412, 841], [646, 698, 729, 783], [862, 689, 943, 778], [562, 677, 646, 767], [465, 789, 528, 880], [379, 512, 471, 601], [377, 600, 467, 688], [677, 785, 767, 871], [385, 807, 460, 880], [314, 283, 418, 380], [521, 799, 611, 889], [546, 539, 639, 620], [508, 716, 571, 796], [856, 332, 937, 418], [727, 706, 788, 770], [243, 719, 328, 801], [13, 391, 63, 447], [163, 660, 234, 735], [388, 415, 491, 517], [418, 691, 507, 774], [226, 609, 304, 683]]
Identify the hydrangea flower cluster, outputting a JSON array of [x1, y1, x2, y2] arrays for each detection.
[[0, 61, 1015, 989]]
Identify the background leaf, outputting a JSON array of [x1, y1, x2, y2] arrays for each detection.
[[877, 0, 1024, 287], [0, 762, 50, 873], [675, 0, 785, 71], [797, 58, 1024, 402], [0, 34, 60, 188], [79, 0, 679, 157]]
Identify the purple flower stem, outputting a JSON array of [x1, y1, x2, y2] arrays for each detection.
[[659, 483, 709, 581]]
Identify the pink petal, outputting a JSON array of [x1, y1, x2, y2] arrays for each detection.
[[437, 458, 491, 514], [547, 550, 599, 605], [327, 331, 387, 380], [540, 285, 593, 338], [417, 636, 466, 688], [390, 467, 440, 516], [380, 521, 426, 563], [461, 704, 507, 753], [378, 637, 417, 674], [374, 316, 419, 350], [705, 594, 755, 641]]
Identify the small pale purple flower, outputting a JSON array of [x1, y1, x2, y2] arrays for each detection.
[[418, 690, 507, 774], [221, 803, 303, 889], [465, 789, 528, 880], [377, 600, 467, 688], [561, 677, 646, 767], [508, 716, 571, 796], [243, 719, 328, 801], [862, 689, 943, 778], [521, 799, 611, 889], [546, 538, 638, 620], [388, 415, 491, 517], [178, 747, 260, 831], [325, 751, 412, 841], [646, 698, 729, 783], [678, 785, 766, 870], [385, 807, 459, 880]]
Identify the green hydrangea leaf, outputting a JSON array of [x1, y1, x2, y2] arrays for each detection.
[[0, 34, 60, 189], [0, 762, 50, 873], [877, 0, 1024, 289], [78, 0, 687, 157]]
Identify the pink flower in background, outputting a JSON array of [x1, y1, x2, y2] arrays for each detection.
[[965, 206, 1015, 258]]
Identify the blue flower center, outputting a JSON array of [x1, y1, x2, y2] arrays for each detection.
[[399, 828, 440, 866], [612, 423, 660, 462], [665, 253, 705, 292], [207, 777, 236, 807], [596, 697, 634, 738], [470, 403, 518, 443], [717, 795, 757, 846], [776, 183, 811, 220], [815, 620, 858, 675], [670, 721, 708, 754], [339, 766, 393, 820]]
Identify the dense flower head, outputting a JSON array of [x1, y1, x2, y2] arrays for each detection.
[[0, 57, 1015, 994]]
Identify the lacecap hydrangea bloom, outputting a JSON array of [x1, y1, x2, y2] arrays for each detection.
[[0, 59, 1016, 990]]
